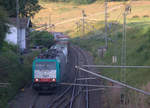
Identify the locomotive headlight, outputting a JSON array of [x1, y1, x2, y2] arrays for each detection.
[[35, 78, 39, 82], [52, 78, 56, 82]]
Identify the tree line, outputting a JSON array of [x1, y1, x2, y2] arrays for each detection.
[[40, 0, 126, 4], [41, 0, 96, 4]]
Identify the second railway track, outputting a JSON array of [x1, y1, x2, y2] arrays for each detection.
[[47, 45, 90, 108], [46, 45, 91, 108]]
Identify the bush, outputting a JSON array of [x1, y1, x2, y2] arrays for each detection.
[[143, 15, 149, 18], [0, 44, 39, 107], [132, 15, 139, 18], [0, 7, 9, 49]]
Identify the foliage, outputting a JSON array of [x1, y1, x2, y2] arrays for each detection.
[[72, 20, 150, 87], [0, 0, 41, 17], [136, 28, 150, 60], [0, 6, 9, 49], [40, 0, 127, 4], [72, 22, 150, 107], [30, 31, 54, 48], [1, 42, 17, 53], [40, 0, 96, 4], [0, 44, 40, 108], [74, 0, 96, 4]]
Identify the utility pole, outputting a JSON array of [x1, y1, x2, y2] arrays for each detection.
[[120, 4, 132, 107], [105, 0, 108, 48], [120, 5, 128, 108], [82, 10, 86, 36], [121, 10, 127, 83], [49, 14, 52, 32], [16, 0, 20, 53], [121, 3, 132, 85], [123, 13, 126, 57]]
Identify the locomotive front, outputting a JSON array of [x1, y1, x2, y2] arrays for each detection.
[[32, 59, 60, 91]]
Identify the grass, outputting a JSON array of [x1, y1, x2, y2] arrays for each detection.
[[71, 19, 150, 107], [58, 7, 71, 13], [71, 19, 150, 87], [32, 1, 150, 37]]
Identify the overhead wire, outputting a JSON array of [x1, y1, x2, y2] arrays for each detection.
[[34, 2, 125, 31]]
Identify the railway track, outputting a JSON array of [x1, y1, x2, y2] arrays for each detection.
[[74, 46, 89, 108], [29, 45, 81, 108], [77, 47, 103, 108], [10, 45, 99, 108], [29, 92, 39, 108], [46, 46, 87, 108], [73, 46, 103, 108], [46, 45, 91, 108], [47, 46, 80, 108]]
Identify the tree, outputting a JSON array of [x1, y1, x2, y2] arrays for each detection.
[[0, 7, 9, 49], [30, 31, 54, 48], [19, 0, 41, 17], [74, 0, 96, 4], [0, 0, 41, 17]]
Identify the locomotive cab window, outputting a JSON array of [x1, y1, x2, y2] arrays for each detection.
[[35, 62, 56, 70], [34, 61, 57, 79]]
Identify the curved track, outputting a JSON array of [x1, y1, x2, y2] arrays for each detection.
[[8, 45, 103, 108]]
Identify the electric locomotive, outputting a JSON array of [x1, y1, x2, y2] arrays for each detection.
[[32, 49, 67, 92]]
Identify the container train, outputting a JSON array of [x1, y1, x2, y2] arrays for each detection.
[[32, 33, 70, 92]]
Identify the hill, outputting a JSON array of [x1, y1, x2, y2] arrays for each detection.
[[32, 1, 150, 36], [71, 19, 150, 108]]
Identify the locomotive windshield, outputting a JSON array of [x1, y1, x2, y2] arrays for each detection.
[[35, 62, 56, 70], [34, 61, 57, 79]]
